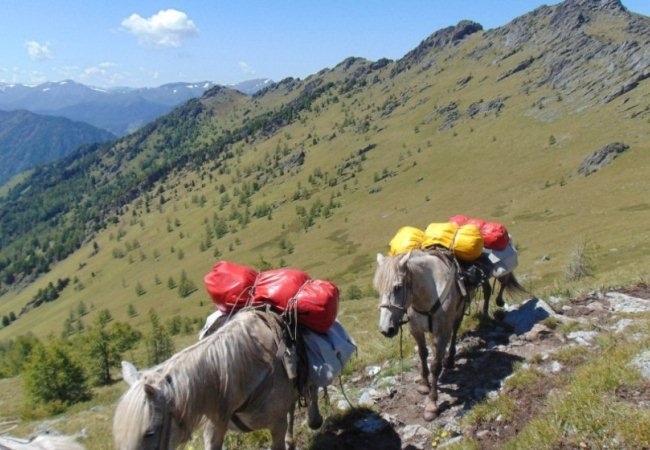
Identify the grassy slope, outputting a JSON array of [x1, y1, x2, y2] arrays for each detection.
[[1, 24, 649, 339], [0, 8, 649, 447]]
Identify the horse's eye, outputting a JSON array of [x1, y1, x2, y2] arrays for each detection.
[[144, 429, 156, 438]]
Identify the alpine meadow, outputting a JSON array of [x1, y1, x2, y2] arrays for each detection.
[[1, 0, 650, 449]]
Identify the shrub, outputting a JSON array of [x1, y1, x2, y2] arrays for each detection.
[[565, 240, 593, 280], [23, 339, 91, 412]]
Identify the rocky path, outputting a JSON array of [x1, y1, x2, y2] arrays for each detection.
[[310, 285, 650, 449]]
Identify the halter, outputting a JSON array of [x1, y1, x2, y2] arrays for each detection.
[[378, 271, 411, 327], [379, 251, 448, 333]]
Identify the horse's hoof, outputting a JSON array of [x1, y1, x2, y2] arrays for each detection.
[[496, 297, 505, 307], [423, 409, 439, 421], [445, 358, 455, 369], [308, 414, 323, 430], [416, 384, 430, 395]]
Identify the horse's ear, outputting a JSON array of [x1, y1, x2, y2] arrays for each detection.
[[376, 253, 385, 265], [121, 360, 140, 386], [398, 252, 411, 267]]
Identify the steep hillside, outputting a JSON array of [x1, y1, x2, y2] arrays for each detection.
[[0, 0, 649, 343], [0, 110, 116, 186]]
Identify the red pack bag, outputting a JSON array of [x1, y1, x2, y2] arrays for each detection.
[[448, 214, 469, 226], [204, 261, 258, 312], [449, 215, 510, 251], [467, 217, 487, 230], [253, 268, 311, 309], [481, 221, 510, 250], [289, 280, 339, 334]]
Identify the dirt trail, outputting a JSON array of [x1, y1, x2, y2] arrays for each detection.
[[307, 285, 650, 449]]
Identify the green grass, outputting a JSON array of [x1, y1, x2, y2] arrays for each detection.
[[1, 7, 650, 447], [457, 316, 650, 450]]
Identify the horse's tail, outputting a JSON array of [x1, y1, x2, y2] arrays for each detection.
[[502, 272, 527, 296]]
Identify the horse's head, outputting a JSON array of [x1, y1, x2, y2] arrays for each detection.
[[113, 361, 187, 450], [375, 252, 411, 338]]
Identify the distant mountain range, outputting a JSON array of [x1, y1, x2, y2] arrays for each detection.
[[0, 109, 116, 186], [0, 78, 273, 186], [0, 78, 273, 137]]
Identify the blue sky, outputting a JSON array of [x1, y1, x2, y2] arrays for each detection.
[[1, 1, 648, 89]]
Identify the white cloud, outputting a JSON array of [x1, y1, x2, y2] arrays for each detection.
[[25, 41, 54, 61], [76, 62, 130, 86], [82, 61, 117, 77], [121, 9, 198, 48], [239, 61, 256, 76]]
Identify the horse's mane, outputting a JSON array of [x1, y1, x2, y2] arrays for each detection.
[[163, 310, 277, 416], [373, 252, 404, 293], [114, 310, 280, 447], [374, 250, 434, 293], [374, 249, 458, 294]]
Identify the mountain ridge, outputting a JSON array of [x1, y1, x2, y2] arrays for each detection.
[[0, 79, 273, 137], [0, 0, 649, 340]]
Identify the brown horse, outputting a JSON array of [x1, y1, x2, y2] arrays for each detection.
[[113, 309, 322, 450], [375, 249, 468, 420]]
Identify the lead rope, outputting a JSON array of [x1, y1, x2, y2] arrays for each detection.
[[399, 322, 405, 381], [338, 374, 353, 409]]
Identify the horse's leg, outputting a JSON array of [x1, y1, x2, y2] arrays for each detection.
[[269, 413, 290, 450], [424, 334, 446, 421], [202, 419, 226, 450], [285, 403, 296, 450], [482, 280, 492, 319], [411, 327, 430, 395], [495, 276, 507, 307], [445, 312, 464, 369], [307, 384, 323, 430]]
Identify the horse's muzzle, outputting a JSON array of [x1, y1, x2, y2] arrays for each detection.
[[381, 327, 398, 338]]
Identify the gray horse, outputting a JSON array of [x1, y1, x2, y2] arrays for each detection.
[[375, 249, 467, 420], [113, 309, 321, 450]]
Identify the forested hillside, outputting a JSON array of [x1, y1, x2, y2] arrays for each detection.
[[1, 0, 649, 337], [0, 0, 649, 447], [0, 110, 115, 185]]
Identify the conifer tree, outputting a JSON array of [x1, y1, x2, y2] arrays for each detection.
[[146, 310, 174, 365], [84, 311, 141, 386]]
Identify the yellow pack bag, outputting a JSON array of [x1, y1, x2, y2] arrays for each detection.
[[451, 223, 484, 261], [423, 222, 484, 261], [422, 222, 457, 249], [388, 226, 425, 255]]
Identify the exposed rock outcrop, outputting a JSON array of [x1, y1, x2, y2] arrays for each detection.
[[577, 142, 630, 175]]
